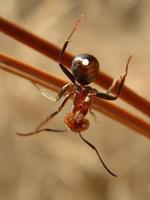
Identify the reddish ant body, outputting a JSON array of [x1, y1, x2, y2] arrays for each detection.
[[17, 16, 132, 177]]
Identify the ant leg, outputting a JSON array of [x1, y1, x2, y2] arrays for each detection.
[[79, 132, 117, 177], [17, 93, 73, 136], [16, 128, 67, 136], [89, 108, 97, 122], [32, 82, 72, 102], [95, 56, 132, 100], [59, 15, 84, 85], [36, 92, 72, 130], [106, 78, 118, 94]]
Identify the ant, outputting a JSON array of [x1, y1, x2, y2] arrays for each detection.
[[17, 15, 132, 177]]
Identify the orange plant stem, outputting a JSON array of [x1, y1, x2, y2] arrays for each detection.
[[0, 16, 149, 116], [0, 53, 150, 139]]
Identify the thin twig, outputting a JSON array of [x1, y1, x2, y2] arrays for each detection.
[[0, 16, 149, 116], [0, 53, 149, 139]]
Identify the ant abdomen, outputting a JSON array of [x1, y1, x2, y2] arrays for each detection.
[[71, 54, 99, 85], [64, 112, 89, 132]]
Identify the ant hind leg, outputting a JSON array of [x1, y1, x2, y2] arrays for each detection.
[[16, 128, 67, 136], [17, 93, 72, 136], [79, 132, 117, 177]]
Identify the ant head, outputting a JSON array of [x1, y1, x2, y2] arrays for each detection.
[[71, 54, 100, 85]]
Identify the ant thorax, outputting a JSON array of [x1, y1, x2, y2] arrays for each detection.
[[64, 85, 92, 132], [72, 85, 92, 115]]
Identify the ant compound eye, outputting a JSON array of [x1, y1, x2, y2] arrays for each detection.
[[71, 54, 100, 85]]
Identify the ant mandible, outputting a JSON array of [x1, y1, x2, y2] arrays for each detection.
[[17, 15, 132, 177]]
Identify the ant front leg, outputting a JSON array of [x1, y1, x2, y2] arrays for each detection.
[[95, 56, 132, 100], [17, 93, 73, 136]]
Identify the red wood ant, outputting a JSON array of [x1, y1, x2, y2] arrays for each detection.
[[17, 15, 132, 177]]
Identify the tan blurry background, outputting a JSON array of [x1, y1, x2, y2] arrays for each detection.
[[0, 0, 150, 199]]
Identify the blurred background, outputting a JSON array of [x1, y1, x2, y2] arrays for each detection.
[[0, 0, 150, 199]]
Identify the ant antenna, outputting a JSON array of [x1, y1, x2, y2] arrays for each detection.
[[125, 55, 132, 76], [59, 14, 84, 66], [67, 14, 84, 42], [79, 132, 117, 177]]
